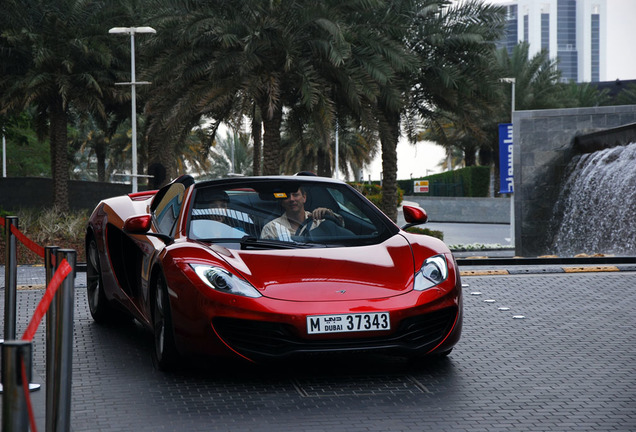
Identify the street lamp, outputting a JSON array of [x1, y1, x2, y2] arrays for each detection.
[[2, 132, 6, 178], [109, 26, 156, 193], [334, 119, 339, 180], [500, 77, 516, 122], [500, 77, 516, 247]]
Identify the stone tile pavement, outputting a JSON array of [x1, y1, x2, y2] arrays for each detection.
[[0, 266, 635, 431]]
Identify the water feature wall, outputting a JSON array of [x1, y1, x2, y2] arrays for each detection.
[[549, 142, 636, 256], [513, 105, 636, 256]]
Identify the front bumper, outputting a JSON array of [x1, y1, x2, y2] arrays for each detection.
[[212, 305, 459, 359]]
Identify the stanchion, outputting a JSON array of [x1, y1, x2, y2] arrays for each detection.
[[1, 216, 21, 396], [1, 217, 41, 395], [1, 340, 33, 432], [1, 218, 75, 430], [47, 249, 75, 432], [4, 216, 18, 341], [44, 245, 59, 432]]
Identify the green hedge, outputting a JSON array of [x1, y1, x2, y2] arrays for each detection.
[[405, 226, 443, 240], [348, 182, 403, 208], [398, 166, 490, 197]]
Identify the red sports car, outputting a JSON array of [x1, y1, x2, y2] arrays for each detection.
[[86, 174, 462, 370]]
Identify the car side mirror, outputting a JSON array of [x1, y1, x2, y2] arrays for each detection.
[[123, 214, 152, 233], [124, 214, 173, 244], [401, 205, 428, 230]]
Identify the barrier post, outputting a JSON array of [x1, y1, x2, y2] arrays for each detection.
[[44, 245, 59, 432], [49, 249, 75, 432], [1, 340, 33, 432], [4, 216, 18, 341]]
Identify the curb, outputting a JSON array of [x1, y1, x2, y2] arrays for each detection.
[[459, 261, 636, 277], [456, 256, 636, 266]]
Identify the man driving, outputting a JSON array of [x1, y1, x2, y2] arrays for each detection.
[[260, 187, 342, 240]]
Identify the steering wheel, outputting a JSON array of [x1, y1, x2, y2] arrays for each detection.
[[295, 217, 314, 236], [321, 214, 340, 226]]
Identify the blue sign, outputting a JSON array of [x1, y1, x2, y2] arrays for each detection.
[[499, 123, 514, 194]]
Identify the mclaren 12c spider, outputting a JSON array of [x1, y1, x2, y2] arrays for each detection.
[[86, 174, 462, 370]]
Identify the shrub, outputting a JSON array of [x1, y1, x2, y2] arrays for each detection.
[[0, 206, 88, 265], [400, 165, 491, 197], [405, 226, 444, 240], [349, 182, 404, 208]]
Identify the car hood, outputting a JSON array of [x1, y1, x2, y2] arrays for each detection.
[[213, 235, 418, 302]]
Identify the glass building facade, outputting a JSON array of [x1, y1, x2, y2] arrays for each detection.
[[496, 0, 605, 83], [591, 12, 600, 81]]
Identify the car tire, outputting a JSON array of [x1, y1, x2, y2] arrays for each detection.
[[152, 272, 180, 371], [86, 236, 115, 323]]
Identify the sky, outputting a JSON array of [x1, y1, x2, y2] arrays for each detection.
[[364, 0, 635, 182]]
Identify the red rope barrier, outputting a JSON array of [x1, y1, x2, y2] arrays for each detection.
[[22, 259, 71, 342], [21, 357, 38, 432], [10, 224, 45, 258], [3, 214, 73, 432]]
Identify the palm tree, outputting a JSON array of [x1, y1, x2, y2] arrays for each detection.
[[561, 81, 611, 108], [364, 0, 505, 219], [200, 130, 253, 179], [144, 0, 337, 177], [280, 109, 378, 178], [409, 0, 505, 163], [0, 0, 126, 210], [144, 0, 413, 184], [614, 82, 636, 105], [0, 110, 50, 177], [494, 42, 563, 111]]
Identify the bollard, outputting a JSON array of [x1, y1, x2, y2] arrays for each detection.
[[1, 218, 40, 396], [48, 249, 76, 432], [1, 340, 33, 432], [4, 216, 18, 341], [44, 245, 59, 432]]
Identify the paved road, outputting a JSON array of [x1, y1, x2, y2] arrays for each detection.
[[397, 206, 513, 247], [2, 268, 635, 431], [426, 222, 512, 246]]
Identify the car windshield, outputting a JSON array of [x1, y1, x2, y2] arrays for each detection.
[[187, 179, 395, 249]]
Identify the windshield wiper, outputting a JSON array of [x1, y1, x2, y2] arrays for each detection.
[[239, 236, 323, 250]]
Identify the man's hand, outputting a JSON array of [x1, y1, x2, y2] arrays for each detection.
[[311, 207, 335, 220], [311, 208, 344, 227]]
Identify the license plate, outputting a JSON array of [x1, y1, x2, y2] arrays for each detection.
[[306, 312, 390, 335]]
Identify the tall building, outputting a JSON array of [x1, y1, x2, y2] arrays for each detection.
[[496, 0, 607, 83]]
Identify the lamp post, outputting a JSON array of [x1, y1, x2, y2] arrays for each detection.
[[500, 77, 516, 119], [109, 26, 156, 193], [2, 132, 6, 177], [500, 77, 516, 247], [334, 119, 339, 180]]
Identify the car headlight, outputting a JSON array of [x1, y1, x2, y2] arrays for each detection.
[[191, 264, 262, 298], [414, 255, 448, 291]]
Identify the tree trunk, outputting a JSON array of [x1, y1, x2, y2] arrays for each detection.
[[316, 147, 331, 177], [260, 102, 283, 175], [147, 129, 176, 188], [96, 138, 106, 182], [464, 143, 476, 167], [50, 96, 70, 211], [379, 111, 400, 222], [251, 103, 262, 176]]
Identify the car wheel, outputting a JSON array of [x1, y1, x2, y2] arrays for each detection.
[[152, 272, 180, 371], [86, 236, 113, 323]]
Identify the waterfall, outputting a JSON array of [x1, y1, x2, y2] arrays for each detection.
[[550, 142, 636, 256]]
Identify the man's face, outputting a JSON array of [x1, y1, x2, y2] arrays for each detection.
[[281, 190, 306, 213]]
